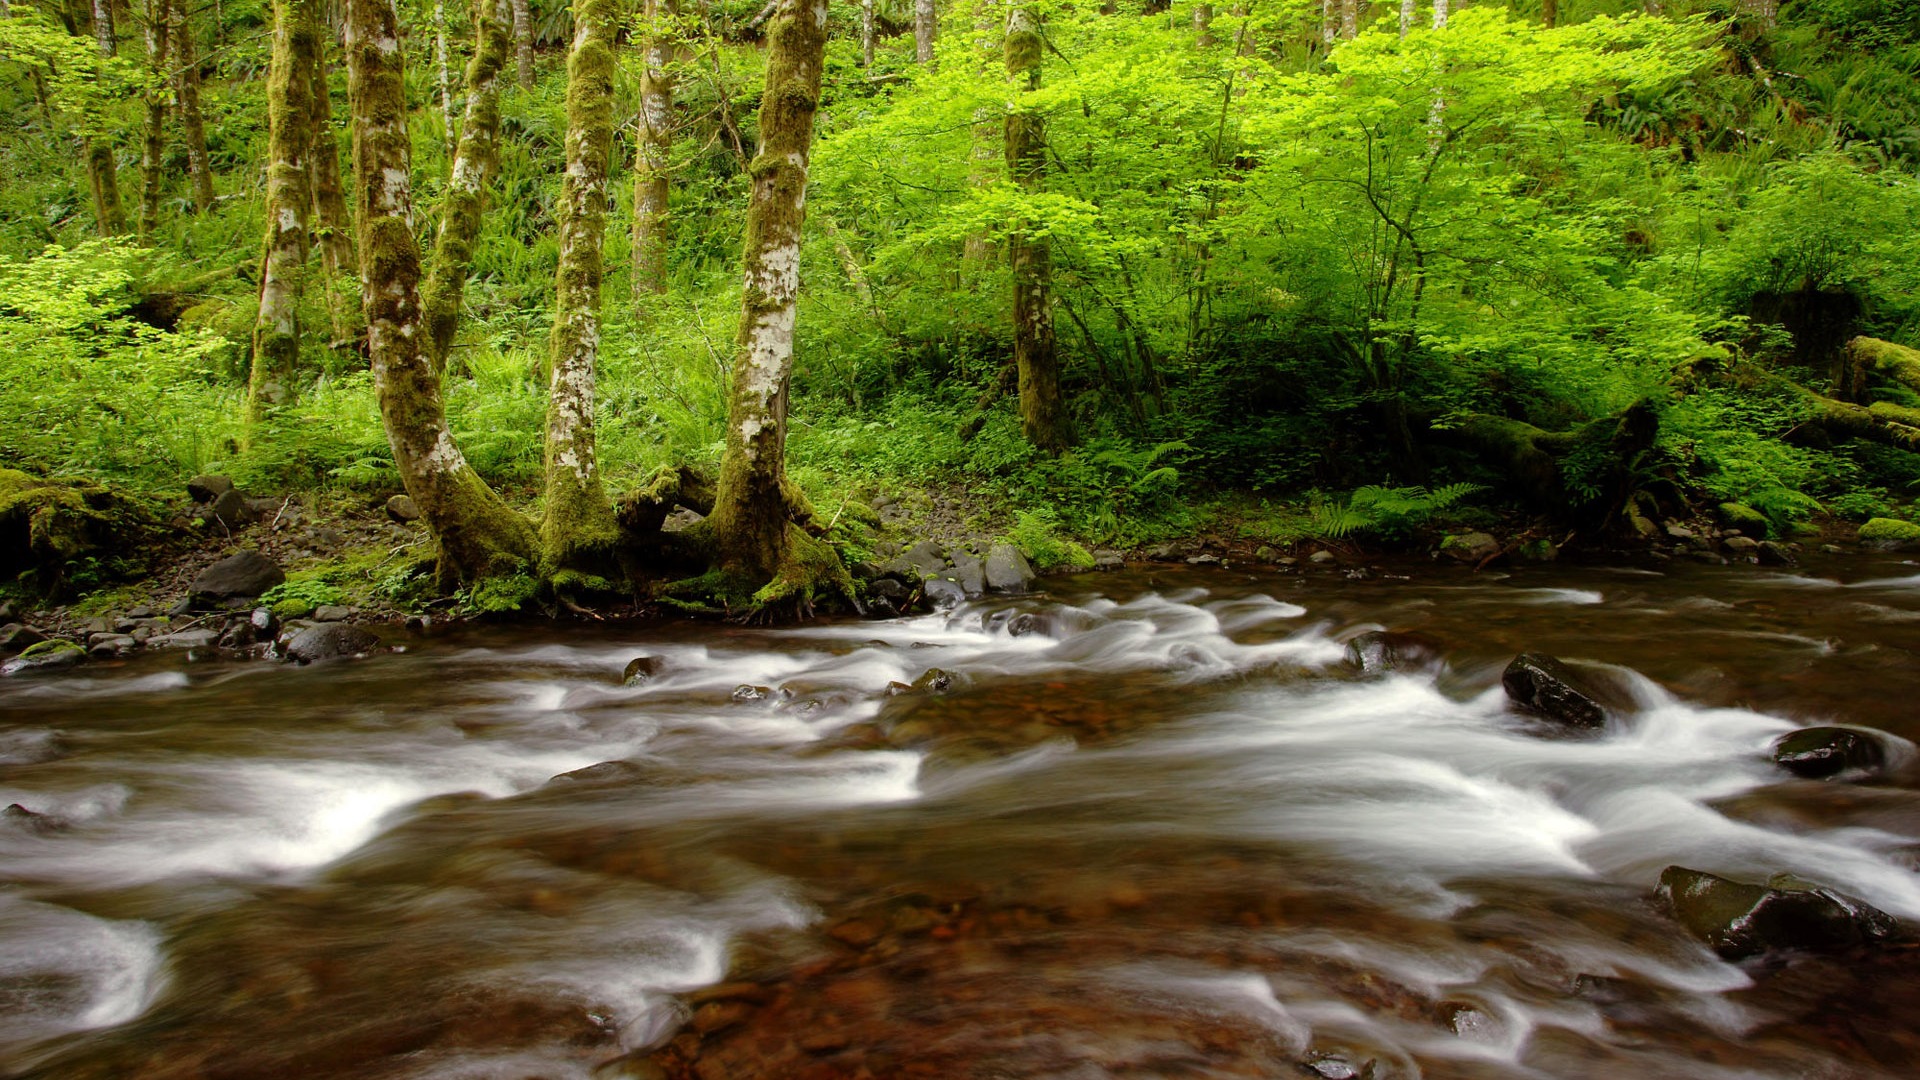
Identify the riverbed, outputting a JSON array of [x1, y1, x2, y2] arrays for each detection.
[[3, 555, 1919, 1079]]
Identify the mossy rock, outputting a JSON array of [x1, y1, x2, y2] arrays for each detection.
[[1716, 502, 1770, 535], [0, 471, 157, 596], [1858, 517, 1920, 550]]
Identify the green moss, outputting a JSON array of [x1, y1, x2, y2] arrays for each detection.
[[1858, 517, 1920, 543], [465, 572, 540, 613], [19, 639, 84, 662], [0, 470, 155, 595], [1716, 502, 1771, 534], [272, 597, 315, 619]]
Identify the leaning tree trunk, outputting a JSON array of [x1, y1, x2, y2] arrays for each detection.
[[631, 0, 675, 311], [247, 0, 317, 422], [1005, 3, 1066, 452], [708, 0, 834, 591], [422, 0, 511, 372], [346, 0, 536, 586], [170, 0, 215, 212], [914, 0, 935, 62], [540, 0, 623, 579], [137, 0, 168, 244], [309, 38, 358, 346], [84, 0, 127, 236], [511, 0, 532, 87]]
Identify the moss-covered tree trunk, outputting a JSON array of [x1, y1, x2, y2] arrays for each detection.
[[914, 0, 935, 63], [346, 0, 536, 586], [709, 0, 830, 586], [540, 0, 623, 580], [170, 0, 216, 213], [84, 0, 127, 236], [631, 0, 676, 311], [422, 0, 510, 372], [510, 0, 532, 87], [433, 0, 455, 162], [1005, 3, 1066, 453], [246, 0, 317, 422], [136, 0, 169, 244], [309, 40, 358, 346]]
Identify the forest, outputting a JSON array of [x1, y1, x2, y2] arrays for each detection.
[[2, 0, 1919, 617]]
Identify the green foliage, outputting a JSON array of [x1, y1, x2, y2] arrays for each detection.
[[462, 572, 540, 614], [1309, 484, 1484, 540], [1002, 508, 1095, 571], [259, 578, 347, 610]]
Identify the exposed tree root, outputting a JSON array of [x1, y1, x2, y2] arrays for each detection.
[[1415, 401, 1657, 528]]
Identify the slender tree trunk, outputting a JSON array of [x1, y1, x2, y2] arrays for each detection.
[[309, 39, 358, 345], [434, 0, 455, 161], [247, 0, 317, 421], [137, 0, 169, 244], [511, 0, 532, 87], [1542, 0, 1556, 29], [423, 0, 510, 372], [1005, 3, 1065, 452], [962, 0, 1001, 264], [631, 0, 675, 311], [541, 0, 623, 577], [709, 0, 830, 584], [346, 0, 536, 586], [859, 0, 872, 66], [1432, 0, 1447, 26], [1400, 0, 1412, 36], [1193, 1, 1212, 46], [1340, 0, 1355, 38], [1321, 0, 1334, 45], [84, 0, 127, 235], [914, 0, 935, 63], [170, 0, 215, 212]]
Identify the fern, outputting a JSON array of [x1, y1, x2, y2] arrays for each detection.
[[1310, 484, 1485, 540]]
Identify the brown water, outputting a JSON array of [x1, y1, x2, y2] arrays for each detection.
[[4, 556, 1920, 1080]]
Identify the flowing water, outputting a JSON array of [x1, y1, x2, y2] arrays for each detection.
[[4, 556, 1920, 1079]]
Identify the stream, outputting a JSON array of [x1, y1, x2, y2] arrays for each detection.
[[4, 555, 1920, 1079]]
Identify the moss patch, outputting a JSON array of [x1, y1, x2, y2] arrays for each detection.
[[1858, 517, 1920, 545]]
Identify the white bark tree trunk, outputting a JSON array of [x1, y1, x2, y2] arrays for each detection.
[[248, 0, 317, 421]]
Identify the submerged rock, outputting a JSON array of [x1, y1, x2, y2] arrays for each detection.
[[1, 802, 59, 834], [1771, 726, 1889, 779], [731, 684, 772, 703], [623, 656, 663, 685], [1344, 630, 1443, 676], [1656, 866, 1899, 960], [549, 760, 647, 786], [0, 639, 85, 676], [284, 622, 382, 663], [1501, 653, 1616, 728], [911, 668, 959, 694], [190, 550, 285, 605]]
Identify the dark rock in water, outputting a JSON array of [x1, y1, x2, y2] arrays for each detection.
[[1344, 630, 1443, 676], [1501, 653, 1614, 728], [884, 680, 914, 696], [1757, 540, 1797, 566], [911, 668, 959, 694], [1005, 612, 1039, 638], [0, 623, 48, 653], [149, 628, 218, 650], [1656, 866, 1899, 960], [731, 684, 772, 703], [1, 639, 85, 676], [208, 487, 251, 526], [1441, 532, 1499, 563], [864, 595, 898, 618], [549, 760, 647, 786], [404, 614, 433, 633], [186, 474, 234, 504], [949, 551, 987, 597], [284, 622, 382, 663], [869, 577, 907, 602], [86, 634, 136, 659], [2, 803, 59, 834], [249, 607, 279, 643], [217, 620, 252, 651], [623, 656, 663, 685], [191, 550, 285, 604], [923, 575, 967, 609], [1772, 726, 1888, 779], [385, 494, 420, 523], [1300, 1054, 1367, 1079], [1094, 550, 1124, 571]]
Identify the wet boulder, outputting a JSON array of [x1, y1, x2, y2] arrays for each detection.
[[1656, 866, 1899, 960], [1771, 726, 1890, 779], [1501, 653, 1622, 729], [903, 539, 948, 579], [0, 639, 85, 676], [1757, 540, 1797, 566], [190, 550, 285, 605], [911, 668, 960, 694], [731, 684, 772, 703], [949, 550, 987, 597], [283, 622, 382, 663], [1858, 517, 1920, 551], [0, 623, 47, 653], [623, 656, 664, 685], [1344, 630, 1443, 676], [149, 628, 218, 649], [1441, 532, 1499, 563], [248, 606, 280, 643], [86, 633, 137, 659], [923, 574, 967, 609]]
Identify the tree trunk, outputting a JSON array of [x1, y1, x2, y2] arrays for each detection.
[[1193, 2, 1212, 46], [540, 0, 623, 579], [434, 0, 456, 161], [137, 0, 169, 244], [309, 39, 358, 346], [709, 0, 831, 586], [511, 0, 532, 87], [859, 0, 873, 66], [1432, 0, 1447, 26], [422, 0, 511, 372], [914, 0, 935, 63], [1399, 0, 1411, 36], [1542, 0, 1557, 29], [962, 0, 1001, 264], [631, 0, 675, 311], [85, 0, 127, 236], [1005, 3, 1066, 453], [346, 0, 536, 586], [1321, 0, 1334, 45], [1339, 0, 1355, 39], [170, 0, 215, 213], [247, 0, 317, 422]]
